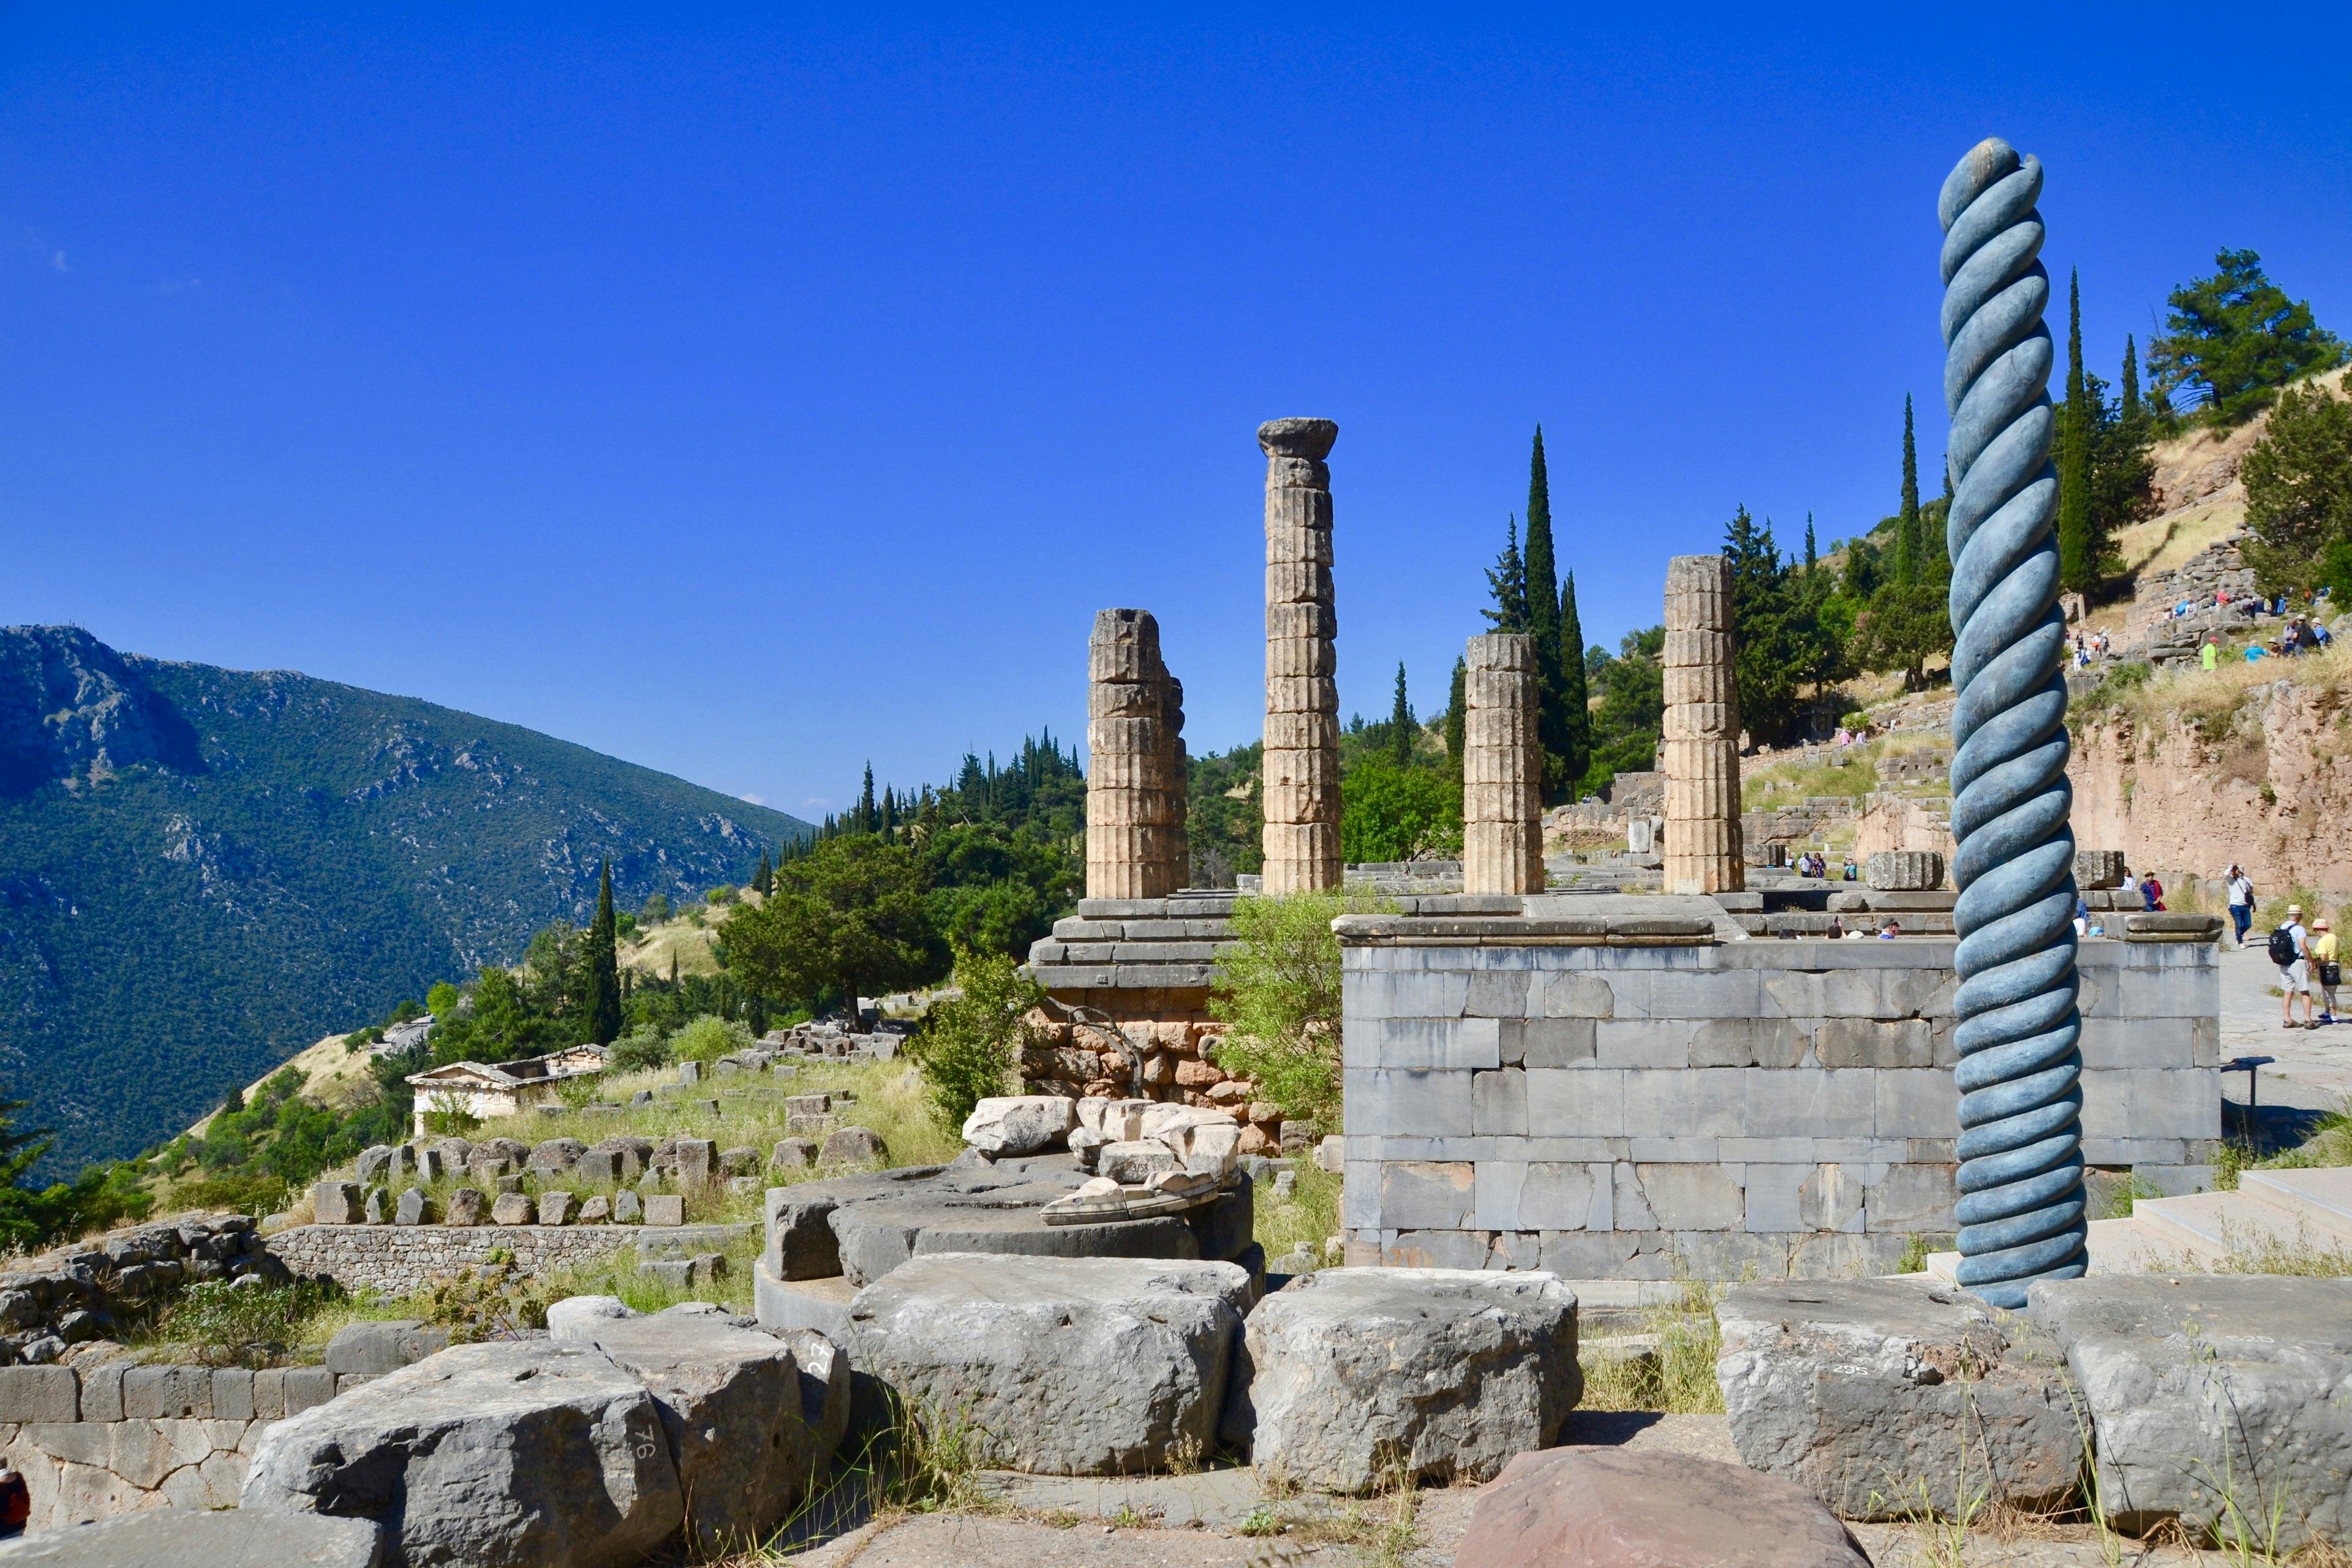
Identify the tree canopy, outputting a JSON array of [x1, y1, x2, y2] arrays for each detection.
[[2149, 249, 2345, 425]]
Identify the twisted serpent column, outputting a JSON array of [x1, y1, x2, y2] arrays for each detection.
[[1260, 418, 1342, 894], [1939, 138, 2085, 1308]]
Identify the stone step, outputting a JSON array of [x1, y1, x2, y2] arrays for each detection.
[[2240, 1166, 2352, 1236], [2130, 1189, 2340, 1261]]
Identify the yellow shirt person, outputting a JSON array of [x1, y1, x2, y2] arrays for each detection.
[[2201, 640, 2218, 671]]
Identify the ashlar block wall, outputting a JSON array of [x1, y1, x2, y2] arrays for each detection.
[[1336, 915, 2220, 1279]]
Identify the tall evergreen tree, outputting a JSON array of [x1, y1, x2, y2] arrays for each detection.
[[753, 849, 774, 896], [1482, 518, 1529, 632], [858, 764, 878, 834], [1558, 573, 1591, 791], [2121, 334, 2143, 425], [584, 858, 622, 1046], [1444, 655, 1468, 772], [1389, 662, 1413, 764], [1803, 514, 1819, 573], [2058, 269, 2097, 593], [1898, 396, 1921, 584], [1521, 428, 1570, 803]]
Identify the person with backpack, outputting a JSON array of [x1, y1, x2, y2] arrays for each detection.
[[2271, 906, 2315, 1028], [2315, 917, 2341, 1025], [2226, 865, 2255, 948]]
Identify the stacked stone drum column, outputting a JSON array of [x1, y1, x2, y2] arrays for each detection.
[[1662, 554, 1745, 895], [1087, 608, 1189, 899], [1259, 418, 1343, 895], [1463, 634, 1544, 895]]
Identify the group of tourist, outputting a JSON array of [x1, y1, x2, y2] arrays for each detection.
[[2226, 614, 2334, 667], [2267, 900, 2342, 1028], [1785, 851, 1860, 881], [2068, 627, 2113, 668]]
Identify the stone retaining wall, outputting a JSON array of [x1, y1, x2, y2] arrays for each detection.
[[1336, 910, 2220, 1280], [0, 1361, 352, 1529], [267, 1222, 657, 1297]]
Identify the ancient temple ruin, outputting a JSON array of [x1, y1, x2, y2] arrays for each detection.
[[1084, 609, 1188, 900], [1258, 417, 1343, 895], [1461, 633, 1542, 896], [1662, 554, 1744, 895]]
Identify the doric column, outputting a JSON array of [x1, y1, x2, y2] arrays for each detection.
[[1087, 609, 1187, 899], [1463, 633, 1543, 895], [1259, 418, 1341, 895], [1662, 554, 1745, 895]]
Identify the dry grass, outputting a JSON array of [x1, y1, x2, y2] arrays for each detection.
[[2086, 643, 2352, 744], [1251, 1159, 1340, 1271], [1575, 1270, 1728, 1415]]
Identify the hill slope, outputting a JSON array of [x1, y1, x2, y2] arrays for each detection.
[[0, 626, 810, 1172]]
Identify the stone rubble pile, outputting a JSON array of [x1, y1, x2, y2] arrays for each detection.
[[0, 1215, 284, 1365]]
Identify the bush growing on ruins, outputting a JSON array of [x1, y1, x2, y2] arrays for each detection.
[[910, 946, 1042, 1133], [671, 1014, 755, 1065], [1209, 891, 1390, 1133], [608, 1022, 670, 1072]]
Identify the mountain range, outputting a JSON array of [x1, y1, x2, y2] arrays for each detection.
[[0, 625, 811, 1174]]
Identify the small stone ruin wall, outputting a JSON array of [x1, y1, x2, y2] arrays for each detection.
[[0, 1360, 345, 1530], [1338, 911, 2220, 1279], [264, 1221, 650, 1298], [0, 1215, 281, 1366]]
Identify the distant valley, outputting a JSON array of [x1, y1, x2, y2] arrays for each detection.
[[0, 626, 810, 1173]]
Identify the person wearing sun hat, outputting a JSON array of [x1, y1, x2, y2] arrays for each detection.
[[2313, 916, 2340, 1025], [2272, 904, 2314, 1028]]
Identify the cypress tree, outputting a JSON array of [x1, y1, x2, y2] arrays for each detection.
[[1893, 396, 1921, 587], [2121, 333, 2142, 424], [1389, 663, 1413, 764], [1444, 655, 1468, 772], [2057, 268, 2095, 593], [1522, 428, 1569, 802], [584, 858, 622, 1046], [1804, 514, 1818, 574], [1558, 572, 1590, 792], [858, 764, 877, 834]]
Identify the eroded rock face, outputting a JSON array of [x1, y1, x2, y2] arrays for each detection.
[[1718, 1280, 2081, 1520], [2029, 1275, 2352, 1551], [1455, 1449, 1872, 1568], [548, 1298, 832, 1551], [847, 1253, 1250, 1476], [241, 1341, 682, 1568], [1236, 1268, 1581, 1492]]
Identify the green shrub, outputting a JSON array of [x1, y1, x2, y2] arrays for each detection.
[[150, 1280, 336, 1367], [671, 1014, 754, 1064], [1339, 756, 1463, 863], [1208, 889, 1390, 1134], [911, 946, 1041, 1133], [608, 1022, 670, 1072]]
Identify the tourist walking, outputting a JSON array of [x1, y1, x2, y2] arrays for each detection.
[[2315, 918, 2341, 1025], [2226, 864, 2255, 947], [2270, 905, 2315, 1028]]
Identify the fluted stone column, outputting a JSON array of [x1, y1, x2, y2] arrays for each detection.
[[1087, 609, 1188, 900], [1259, 418, 1341, 895], [1662, 555, 1744, 895], [1463, 633, 1543, 895]]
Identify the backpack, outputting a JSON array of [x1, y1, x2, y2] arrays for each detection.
[[2267, 925, 2299, 966]]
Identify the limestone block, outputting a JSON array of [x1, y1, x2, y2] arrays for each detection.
[[1098, 1140, 1178, 1183], [0, 1507, 385, 1566], [2029, 1275, 2352, 1549], [961, 1096, 1077, 1156], [491, 1193, 535, 1226], [123, 1365, 213, 1421], [538, 1191, 576, 1226], [444, 1188, 488, 1226], [613, 1189, 643, 1223], [549, 1300, 831, 1548], [312, 1182, 362, 1226], [393, 1187, 431, 1226], [1237, 1268, 1580, 1490], [644, 1195, 685, 1227], [818, 1127, 888, 1164], [241, 1341, 682, 1568], [1866, 851, 1945, 891], [1263, 712, 1340, 752], [0, 1368, 76, 1423], [848, 1253, 1251, 1475], [325, 1319, 451, 1378], [1720, 1281, 2086, 1520], [770, 1137, 818, 1170], [2075, 850, 2127, 890], [1455, 1449, 1870, 1568], [578, 1196, 612, 1224]]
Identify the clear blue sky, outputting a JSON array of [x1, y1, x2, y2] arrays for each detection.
[[6, 9, 2346, 820]]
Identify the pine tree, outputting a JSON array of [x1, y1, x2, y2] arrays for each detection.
[[584, 859, 622, 1046], [2058, 270, 2097, 594], [1522, 427, 1569, 803], [1482, 518, 1529, 631], [1444, 655, 1468, 772], [1389, 662, 1413, 764], [1558, 572, 1590, 791]]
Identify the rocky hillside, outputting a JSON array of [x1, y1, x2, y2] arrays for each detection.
[[0, 626, 812, 1173]]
